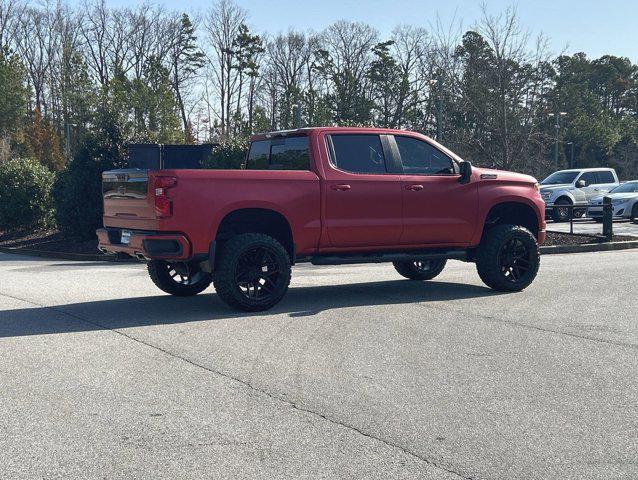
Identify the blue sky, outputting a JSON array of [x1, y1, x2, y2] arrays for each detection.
[[96, 0, 638, 61]]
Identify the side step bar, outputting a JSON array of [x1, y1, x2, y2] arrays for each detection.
[[310, 249, 468, 266]]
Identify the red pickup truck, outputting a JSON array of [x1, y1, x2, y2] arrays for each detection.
[[98, 127, 546, 311]]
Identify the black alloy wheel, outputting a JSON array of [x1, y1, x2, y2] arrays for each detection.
[[234, 246, 283, 300], [147, 260, 212, 296], [213, 233, 291, 311], [393, 258, 447, 280], [476, 224, 540, 292], [497, 238, 532, 284]]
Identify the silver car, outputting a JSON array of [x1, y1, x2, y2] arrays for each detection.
[[540, 168, 619, 222], [587, 181, 638, 222]]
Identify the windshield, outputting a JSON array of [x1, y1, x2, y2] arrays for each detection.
[[541, 171, 579, 185], [609, 182, 638, 194]]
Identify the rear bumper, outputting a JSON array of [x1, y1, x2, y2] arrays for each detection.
[[97, 228, 191, 260]]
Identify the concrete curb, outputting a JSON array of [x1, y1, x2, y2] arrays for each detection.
[[0, 246, 136, 262], [540, 240, 638, 255]]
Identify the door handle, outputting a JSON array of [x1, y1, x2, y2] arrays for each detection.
[[331, 184, 351, 191], [406, 184, 424, 191]]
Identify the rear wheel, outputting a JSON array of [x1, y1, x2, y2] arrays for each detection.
[[393, 259, 447, 281], [476, 225, 540, 292], [552, 198, 572, 223], [148, 260, 212, 296], [213, 233, 291, 312]]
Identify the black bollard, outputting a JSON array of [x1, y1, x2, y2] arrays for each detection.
[[602, 196, 613, 241]]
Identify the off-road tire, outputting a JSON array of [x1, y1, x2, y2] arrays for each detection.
[[148, 260, 212, 296], [476, 224, 540, 292], [213, 233, 291, 312], [393, 259, 447, 280]]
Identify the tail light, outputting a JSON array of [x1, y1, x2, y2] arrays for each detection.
[[154, 176, 177, 218]]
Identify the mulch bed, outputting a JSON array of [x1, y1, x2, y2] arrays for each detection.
[[544, 231, 635, 246], [0, 229, 100, 255]]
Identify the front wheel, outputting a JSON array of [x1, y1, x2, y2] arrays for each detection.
[[631, 203, 638, 222], [393, 259, 447, 280], [148, 260, 212, 296], [213, 233, 291, 312], [476, 225, 540, 292], [552, 199, 572, 223]]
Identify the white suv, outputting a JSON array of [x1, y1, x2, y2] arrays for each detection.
[[540, 168, 619, 222]]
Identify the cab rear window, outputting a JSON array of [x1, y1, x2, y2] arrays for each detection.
[[245, 137, 310, 170]]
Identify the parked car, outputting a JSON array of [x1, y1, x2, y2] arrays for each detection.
[[540, 168, 619, 222], [587, 180, 638, 222], [98, 127, 546, 311]]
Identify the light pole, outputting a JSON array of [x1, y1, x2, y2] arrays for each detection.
[[429, 75, 443, 141], [566, 141, 574, 169], [549, 112, 567, 170], [64, 122, 77, 161]]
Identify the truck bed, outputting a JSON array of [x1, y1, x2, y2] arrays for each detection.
[[100, 169, 321, 259]]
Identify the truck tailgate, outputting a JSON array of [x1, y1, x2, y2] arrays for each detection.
[[102, 169, 158, 228]]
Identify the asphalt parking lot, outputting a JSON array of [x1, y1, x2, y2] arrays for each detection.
[[547, 217, 638, 237], [1, 251, 637, 480]]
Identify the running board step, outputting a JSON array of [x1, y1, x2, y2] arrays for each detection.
[[310, 249, 468, 266]]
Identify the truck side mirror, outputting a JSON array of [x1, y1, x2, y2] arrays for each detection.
[[459, 161, 472, 184], [576, 179, 586, 188]]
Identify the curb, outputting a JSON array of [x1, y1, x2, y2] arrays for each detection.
[[540, 240, 638, 255], [0, 246, 136, 262]]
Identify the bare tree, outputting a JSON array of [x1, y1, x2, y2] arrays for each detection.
[[166, 12, 205, 137], [266, 31, 311, 128], [0, 0, 24, 51], [314, 21, 378, 123], [204, 0, 246, 138]]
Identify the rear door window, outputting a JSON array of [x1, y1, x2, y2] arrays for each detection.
[[596, 171, 615, 184], [328, 134, 387, 174], [245, 136, 310, 170]]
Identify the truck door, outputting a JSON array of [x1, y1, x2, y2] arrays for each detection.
[[578, 171, 606, 201], [392, 135, 477, 245], [323, 134, 403, 248]]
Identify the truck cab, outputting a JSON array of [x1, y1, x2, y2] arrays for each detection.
[[540, 168, 619, 222], [98, 127, 546, 311]]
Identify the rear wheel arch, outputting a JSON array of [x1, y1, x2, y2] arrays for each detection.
[[214, 208, 294, 262]]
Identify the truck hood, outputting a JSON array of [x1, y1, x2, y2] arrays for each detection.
[[474, 167, 537, 185]]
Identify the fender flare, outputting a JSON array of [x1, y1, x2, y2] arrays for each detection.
[[208, 200, 292, 243], [472, 196, 543, 245]]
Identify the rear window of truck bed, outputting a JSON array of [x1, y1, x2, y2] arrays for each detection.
[[246, 136, 310, 170]]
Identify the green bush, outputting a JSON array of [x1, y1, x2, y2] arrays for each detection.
[[0, 158, 55, 231], [203, 137, 249, 169], [54, 135, 125, 239]]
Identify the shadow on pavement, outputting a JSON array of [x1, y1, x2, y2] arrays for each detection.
[[0, 280, 501, 338]]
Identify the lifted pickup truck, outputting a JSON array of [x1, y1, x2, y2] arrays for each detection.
[[98, 127, 546, 311]]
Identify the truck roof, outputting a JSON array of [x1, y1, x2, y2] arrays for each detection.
[[555, 167, 616, 173], [250, 126, 425, 141]]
